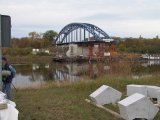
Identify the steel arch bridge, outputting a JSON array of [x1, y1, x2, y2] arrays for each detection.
[[55, 23, 113, 45]]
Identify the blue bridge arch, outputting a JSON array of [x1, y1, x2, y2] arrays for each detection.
[[55, 23, 113, 45]]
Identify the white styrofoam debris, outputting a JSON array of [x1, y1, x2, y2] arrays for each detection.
[[89, 85, 122, 105], [0, 91, 6, 101], [0, 104, 19, 120], [127, 85, 160, 103], [0, 91, 19, 120], [127, 85, 147, 96], [146, 86, 160, 98], [118, 93, 159, 120]]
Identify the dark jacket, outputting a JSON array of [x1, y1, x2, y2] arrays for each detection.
[[2, 63, 13, 83]]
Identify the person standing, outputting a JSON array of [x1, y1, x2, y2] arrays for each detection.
[[2, 57, 13, 100]]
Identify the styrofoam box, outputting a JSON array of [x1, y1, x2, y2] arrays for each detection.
[[127, 85, 160, 103], [89, 85, 122, 105], [146, 86, 160, 98], [118, 93, 159, 120], [127, 85, 147, 96]]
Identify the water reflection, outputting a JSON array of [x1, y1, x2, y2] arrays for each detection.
[[12, 61, 160, 89], [141, 60, 160, 67], [53, 63, 110, 81], [131, 60, 160, 79]]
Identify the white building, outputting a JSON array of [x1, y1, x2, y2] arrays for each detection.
[[32, 49, 49, 55]]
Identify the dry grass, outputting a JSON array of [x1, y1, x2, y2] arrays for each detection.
[[13, 75, 160, 120]]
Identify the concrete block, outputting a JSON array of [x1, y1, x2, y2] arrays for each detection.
[[89, 85, 122, 105], [118, 93, 159, 120], [146, 86, 160, 98], [127, 85, 147, 96]]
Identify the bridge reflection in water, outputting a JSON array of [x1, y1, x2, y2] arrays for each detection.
[[12, 61, 160, 89], [13, 63, 111, 89], [53, 63, 110, 81]]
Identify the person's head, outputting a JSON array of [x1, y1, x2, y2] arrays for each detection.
[[2, 57, 8, 66]]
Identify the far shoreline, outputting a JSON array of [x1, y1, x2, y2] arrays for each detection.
[[6, 55, 53, 64], [5, 53, 142, 64]]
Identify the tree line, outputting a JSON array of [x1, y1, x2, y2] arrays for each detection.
[[2, 30, 58, 56], [3, 30, 160, 56], [11, 30, 57, 48], [114, 36, 160, 54]]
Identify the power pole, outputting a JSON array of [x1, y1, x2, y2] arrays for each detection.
[[0, 14, 11, 90], [0, 15, 2, 89]]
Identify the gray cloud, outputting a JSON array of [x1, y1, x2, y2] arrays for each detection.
[[80, 13, 129, 21], [80, 9, 160, 21], [0, 0, 160, 38]]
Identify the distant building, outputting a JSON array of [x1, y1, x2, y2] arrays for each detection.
[[32, 49, 50, 55], [32, 49, 40, 55]]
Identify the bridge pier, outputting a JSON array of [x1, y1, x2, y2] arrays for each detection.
[[88, 43, 94, 57], [98, 42, 104, 57]]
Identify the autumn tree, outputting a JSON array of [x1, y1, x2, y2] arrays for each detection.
[[28, 31, 42, 41], [43, 30, 57, 43]]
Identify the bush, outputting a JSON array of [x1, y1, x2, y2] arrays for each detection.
[[3, 47, 32, 56], [2, 48, 10, 55], [36, 52, 50, 56]]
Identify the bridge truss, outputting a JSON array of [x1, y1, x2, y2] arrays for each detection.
[[55, 23, 113, 45]]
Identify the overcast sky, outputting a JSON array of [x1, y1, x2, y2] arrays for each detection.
[[0, 0, 160, 38]]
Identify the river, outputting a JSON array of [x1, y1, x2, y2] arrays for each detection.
[[12, 60, 160, 89]]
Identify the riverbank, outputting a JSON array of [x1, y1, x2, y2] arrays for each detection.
[[6, 55, 53, 64], [5, 52, 141, 64], [13, 76, 160, 120]]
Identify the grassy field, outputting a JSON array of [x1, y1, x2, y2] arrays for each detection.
[[13, 75, 160, 120]]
